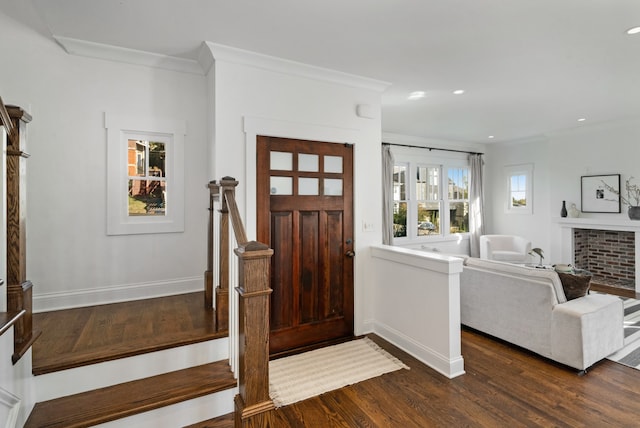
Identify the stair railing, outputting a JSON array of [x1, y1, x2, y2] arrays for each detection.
[[207, 177, 274, 427]]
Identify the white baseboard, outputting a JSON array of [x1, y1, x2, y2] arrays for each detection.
[[357, 318, 375, 336], [0, 387, 21, 428], [33, 276, 202, 312], [373, 321, 465, 379]]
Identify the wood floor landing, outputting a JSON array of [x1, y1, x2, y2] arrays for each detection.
[[32, 291, 226, 375]]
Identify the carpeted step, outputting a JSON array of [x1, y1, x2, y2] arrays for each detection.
[[25, 360, 235, 428]]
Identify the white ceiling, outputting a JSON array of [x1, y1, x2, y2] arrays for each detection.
[[3, 0, 640, 143]]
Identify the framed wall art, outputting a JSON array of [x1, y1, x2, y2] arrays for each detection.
[[581, 174, 621, 213]]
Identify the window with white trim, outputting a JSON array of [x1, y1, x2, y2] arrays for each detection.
[[392, 150, 470, 241], [505, 163, 533, 215], [106, 114, 186, 235]]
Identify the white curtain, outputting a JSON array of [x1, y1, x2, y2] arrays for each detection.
[[469, 154, 485, 257], [382, 144, 394, 245]]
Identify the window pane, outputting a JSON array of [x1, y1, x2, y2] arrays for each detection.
[[417, 202, 440, 236], [417, 166, 439, 201], [148, 142, 165, 177], [448, 168, 468, 200], [449, 201, 469, 233], [270, 176, 292, 195], [324, 178, 342, 196], [298, 153, 319, 172], [270, 151, 293, 171], [128, 140, 147, 177], [299, 177, 319, 195], [324, 155, 342, 173], [393, 165, 407, 200], [393, 201, 407, 237], [511, 174, 526, 207], [128, 179, 166, 216]]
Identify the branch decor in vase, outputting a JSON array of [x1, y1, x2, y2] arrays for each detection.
[[601, 176, 640, 220]]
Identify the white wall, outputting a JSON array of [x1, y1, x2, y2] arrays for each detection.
[[485, 119, 640, 263], [484, 137, 551, 259], [204, 43, 388, 335], [0, 10, 210, 310]]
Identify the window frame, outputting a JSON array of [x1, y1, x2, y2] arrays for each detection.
[[504, 163, 533, 215], [392, 147, 470, 244], [105, 113, 186, 235]]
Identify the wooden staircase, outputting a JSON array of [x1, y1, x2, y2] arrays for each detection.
[[24, 177, 275, 427], [24, 292, 237, 427]]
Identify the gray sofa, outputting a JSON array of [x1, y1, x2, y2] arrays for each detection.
[[460, 257, 624, 371]]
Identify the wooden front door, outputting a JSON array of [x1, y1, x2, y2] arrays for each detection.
[[257, 136, 354, 355]]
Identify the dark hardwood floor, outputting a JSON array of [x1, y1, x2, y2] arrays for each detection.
[[193, 284, 640, 427], [30, 288, 640, 427], [32, 291, 226, 375]]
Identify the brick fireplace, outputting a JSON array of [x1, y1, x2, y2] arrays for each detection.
[[558, 218, 640, 292], [573, 229, 635, 289]]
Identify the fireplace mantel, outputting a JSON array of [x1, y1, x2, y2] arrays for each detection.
[[555, 217, 640, 292], [555, 217, 640, 232]]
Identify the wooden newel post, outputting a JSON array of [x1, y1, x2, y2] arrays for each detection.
[[4, 104, 40, 363], [234, 240, 274, 428]]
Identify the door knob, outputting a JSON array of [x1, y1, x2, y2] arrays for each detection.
[[345, 250, 355, 258]]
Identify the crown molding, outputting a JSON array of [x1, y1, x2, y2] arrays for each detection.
[[201, 42, 390, 92], [54, 36, 204, 75]]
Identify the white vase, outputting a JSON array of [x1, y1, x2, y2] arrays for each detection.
[[568, 203, 580, 218]]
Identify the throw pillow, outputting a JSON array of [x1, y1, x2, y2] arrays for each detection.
[[557, 272, 591, 300]]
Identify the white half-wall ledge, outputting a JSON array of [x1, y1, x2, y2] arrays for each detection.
[[370, 245, 465, 378]]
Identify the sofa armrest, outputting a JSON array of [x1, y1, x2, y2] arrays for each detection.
[[516, 238, 532, 255], [550, 294, 623, 370]]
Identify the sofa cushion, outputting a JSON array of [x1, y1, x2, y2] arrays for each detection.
[[557, 272, 591, 300], [463, 257, 567, 303]]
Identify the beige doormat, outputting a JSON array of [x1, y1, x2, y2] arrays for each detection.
[[269, 337, 409, 408]]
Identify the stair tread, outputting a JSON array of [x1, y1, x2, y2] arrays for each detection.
[[25, 360, 236, 428], [183, 412, 234, 428]]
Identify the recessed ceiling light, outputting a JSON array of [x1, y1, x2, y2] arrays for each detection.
[[577, 118, 586, 122], [408, 91, 426, 100], [453, 89, 465, 95], [626, 26, 640, 35], [488, 135, 495, 139]]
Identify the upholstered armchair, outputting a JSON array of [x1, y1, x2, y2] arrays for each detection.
[[479, 235, 532, 263]]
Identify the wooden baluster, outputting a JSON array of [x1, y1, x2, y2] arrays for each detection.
[[233, 241, 274, 427], [216, 179, 230, 331], [204, 181, 218, 309]]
